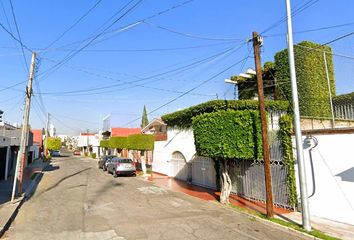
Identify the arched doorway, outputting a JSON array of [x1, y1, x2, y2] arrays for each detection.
[[170, 151, 188, 181]]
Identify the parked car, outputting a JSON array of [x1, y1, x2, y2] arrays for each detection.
[[107, 157, 136, 177], [98, 155, 116, 171], [51, 150, 60, 157], [73, 150, 81, 156]]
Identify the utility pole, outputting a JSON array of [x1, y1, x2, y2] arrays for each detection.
[[252, 31, 274, 218], [285, 0, 311, 231], [11, 52, 36, 202], [45, 112, 50, 157]]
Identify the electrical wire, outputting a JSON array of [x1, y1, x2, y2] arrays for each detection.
[[37, 0, 144, 81], [9, 0, 29, 71], [123, 54, 250, 126], [142, 20, 244, 41], [43, 0, 104, 51], [37, 44, 244, 95]]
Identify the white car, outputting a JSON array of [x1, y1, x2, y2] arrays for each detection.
[[51, 150, 61, 157]]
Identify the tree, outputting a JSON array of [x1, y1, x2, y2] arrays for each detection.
[[140, 105, 149, 128], [46, 137, 61, 151]]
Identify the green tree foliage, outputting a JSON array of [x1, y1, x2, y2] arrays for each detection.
[[274, 41, 336, 118], [46, 137, 61, 151], [162, 99, 289, 129], [141, 105, 149, 129], [192, 110, 263, 160]]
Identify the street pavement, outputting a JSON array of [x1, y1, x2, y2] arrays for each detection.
[[2, 154, 308, 240]]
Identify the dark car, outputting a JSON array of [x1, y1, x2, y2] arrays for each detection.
[[98, 155, 116, 171], [107, 157, 136, 177]]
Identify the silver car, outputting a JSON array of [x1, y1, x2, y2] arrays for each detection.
[[107, 157, 136, 177]]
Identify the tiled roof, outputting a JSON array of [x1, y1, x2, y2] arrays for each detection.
[[111, 128, 141, 137]]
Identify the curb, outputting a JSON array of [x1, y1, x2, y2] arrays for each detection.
[[0, 161, 48, 238]]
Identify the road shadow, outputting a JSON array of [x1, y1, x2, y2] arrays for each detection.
[[42, 163, 60, 172]]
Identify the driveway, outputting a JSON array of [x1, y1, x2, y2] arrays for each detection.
[[2, 155, 307, 240]]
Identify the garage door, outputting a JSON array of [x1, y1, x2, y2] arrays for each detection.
[[170, 151, 188, 181]]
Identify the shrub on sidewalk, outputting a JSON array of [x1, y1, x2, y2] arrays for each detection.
[[91, 153, 97, 159]]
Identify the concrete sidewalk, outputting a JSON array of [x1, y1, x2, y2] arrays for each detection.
[[0, 159, 47, 237], [148, 172, 353, 240]]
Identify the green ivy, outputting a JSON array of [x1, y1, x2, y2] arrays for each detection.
[[279, 115, 298, 207], [274, 41, 335, 118], [162, 99, 290, 129], [192, 110, 263, 160]]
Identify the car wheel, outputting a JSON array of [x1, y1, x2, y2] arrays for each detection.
[[113, 170, 118, 178]]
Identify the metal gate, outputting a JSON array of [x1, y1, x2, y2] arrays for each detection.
[[170, 151, 188, 181], [191, 156, 216, 190]]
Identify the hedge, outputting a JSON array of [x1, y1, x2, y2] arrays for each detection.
[[279, 115, 298, 207], [46, 137, 61, 151], [192, 110, 262, 160], [100, 134, 154, 151], [274, 41, 335, 118], [127, 134, 154, 151], [100, 140, 109, 148], [109, 136, 128, 149], [162, 99, 289, 129]]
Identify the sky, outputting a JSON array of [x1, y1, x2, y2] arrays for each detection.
[[0, 0, 353, 135]]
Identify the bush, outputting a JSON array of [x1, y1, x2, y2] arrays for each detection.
[[100, 140, 109, 148], [192, 110, 263, 160], [84, 152, 88, 157], [162, 99, 289, 129], [109, 136, 128, 149], [91, 153, 97, 159]]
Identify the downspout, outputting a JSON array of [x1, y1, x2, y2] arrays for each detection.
[[304, 136, 318, 198]]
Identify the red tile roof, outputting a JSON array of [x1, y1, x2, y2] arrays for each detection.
[[111, 128, 141, 137], [32, 129, 43, 145]]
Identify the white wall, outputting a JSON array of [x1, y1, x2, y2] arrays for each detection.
[[296, 133, 354, 225], [152, 128, 196, 176], [30, 145, 39, 159]]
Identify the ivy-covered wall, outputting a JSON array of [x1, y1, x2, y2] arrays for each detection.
[[279, 115, 298, 207], [162, 99, 289, 129], [109, 136, 128, 149], [192, 110, 263, 160], [100, 140, 109, 148], [274, 41, 336, 118]]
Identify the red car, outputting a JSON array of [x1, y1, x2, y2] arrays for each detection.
[[73, 150, 81, 156]]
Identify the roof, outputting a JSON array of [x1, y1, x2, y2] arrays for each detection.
[[141, 118, 166, 133], [111, 128, 141, 137]]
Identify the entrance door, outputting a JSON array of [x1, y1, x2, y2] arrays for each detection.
[[0, 147, 7, 180], [170, 151, 188, 181]]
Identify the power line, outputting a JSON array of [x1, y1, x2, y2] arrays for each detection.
[[323, 31, 354, 46], [123, 54, 250, 126], [264, 21, 354, 37], [45, 0, 196, 53], [37, 44, 243, 95], [142, 20, 244, 41], [37, 0, 144, 81], [0, 19, 31, 52], [43, 0, 104, 51], [0, 80, 27, 93], [9, 0, 29, 71]]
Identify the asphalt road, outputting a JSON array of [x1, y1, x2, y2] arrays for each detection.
[[2, 153, 307, 240]]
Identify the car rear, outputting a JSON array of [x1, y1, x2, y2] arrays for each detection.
[[114, 158, 136, 176]]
